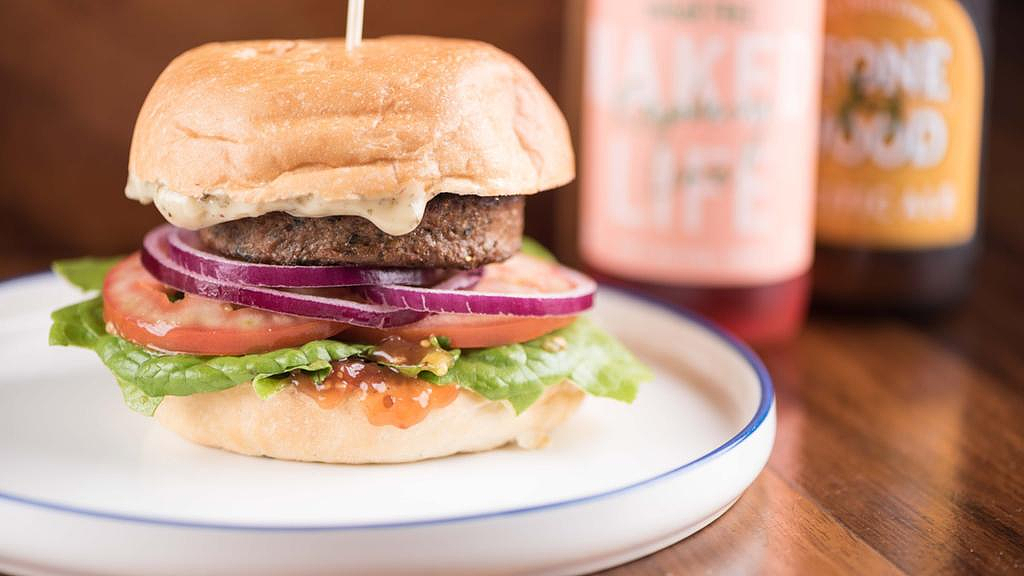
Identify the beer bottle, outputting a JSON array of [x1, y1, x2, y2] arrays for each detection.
[[814, 0, 991, 310]]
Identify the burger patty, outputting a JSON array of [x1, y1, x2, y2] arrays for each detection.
[[197, 194, 525, 269]]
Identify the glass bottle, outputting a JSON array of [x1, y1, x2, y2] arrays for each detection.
[[576, 0, 824, 343], [813, 0, 991, 311]]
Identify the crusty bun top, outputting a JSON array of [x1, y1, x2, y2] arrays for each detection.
[[125, 36, 574, 233]]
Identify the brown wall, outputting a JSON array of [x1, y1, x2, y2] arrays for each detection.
[[1, 1, 1022, 279], [0, 0, 565, 276]]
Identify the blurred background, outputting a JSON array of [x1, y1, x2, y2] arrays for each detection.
[[0, 0, 1021, 328]]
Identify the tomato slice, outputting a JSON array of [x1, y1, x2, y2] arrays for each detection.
[[103, 253, 346, 356], [346, 254, 580, 348]]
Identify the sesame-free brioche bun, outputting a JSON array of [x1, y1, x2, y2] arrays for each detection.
[[155, 382, 584, 464], [126, 36, 574, 231]]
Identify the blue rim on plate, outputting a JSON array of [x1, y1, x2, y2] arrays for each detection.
[[0, 272, 774, 532]]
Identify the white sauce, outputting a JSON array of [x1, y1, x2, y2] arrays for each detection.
[[125, 176, 431, 235], [413, 389, 431, 408]]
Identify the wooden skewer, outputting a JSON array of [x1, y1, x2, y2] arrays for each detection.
[[346, 0, 365, 51]]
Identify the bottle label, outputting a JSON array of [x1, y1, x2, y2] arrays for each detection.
[[816, 0, 983, 249], [579, 0, 822, 286]]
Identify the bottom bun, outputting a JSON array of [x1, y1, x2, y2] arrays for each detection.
[[155, 382, 585, 464]]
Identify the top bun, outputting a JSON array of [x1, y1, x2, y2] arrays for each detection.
[[126, 36, 574, 232]]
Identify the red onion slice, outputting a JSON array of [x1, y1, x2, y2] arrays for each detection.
[[166, 228, 451, 288], [142, 225, 425, 328], [358, 266, 596, 316], [431, 268, 485, 291]]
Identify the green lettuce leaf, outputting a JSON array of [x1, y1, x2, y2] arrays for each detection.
[[52, 257, 122, 291], [431, 317, 649, 413], [50, 298, 375, 410], [519, 236, 556, 262], [47, 299, 473, 409], [116, 377, 163, 416], [49, 296, 107, 348]]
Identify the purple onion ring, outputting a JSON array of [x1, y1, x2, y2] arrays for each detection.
[[166, 227, 452, 288], [358, 266, 596, 317], [142, 225, 426, 328]]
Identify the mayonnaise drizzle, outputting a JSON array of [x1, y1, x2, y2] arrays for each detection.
[[125, 176, 431, 235]]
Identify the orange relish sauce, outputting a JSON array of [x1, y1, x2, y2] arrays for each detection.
[[367, 335, 436, 366], [291, 358, 458, 429]]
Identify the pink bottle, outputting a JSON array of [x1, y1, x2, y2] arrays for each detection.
[[578, 0, 824, 343]]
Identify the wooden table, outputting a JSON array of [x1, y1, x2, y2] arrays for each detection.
[[599, 242, 1024, 575]]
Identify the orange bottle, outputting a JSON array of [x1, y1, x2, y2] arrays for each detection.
[[813, 0, 990, 310], [577, 0, 824, 343]]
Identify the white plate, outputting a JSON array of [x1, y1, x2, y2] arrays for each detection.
[[0, 273, 774, 576]]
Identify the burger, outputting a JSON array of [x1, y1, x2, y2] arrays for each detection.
[[49, 36, 649, 464]]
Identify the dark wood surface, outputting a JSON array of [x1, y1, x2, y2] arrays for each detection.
[[598, 242, 1024, 575], [2, 2, 1023, 575]]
